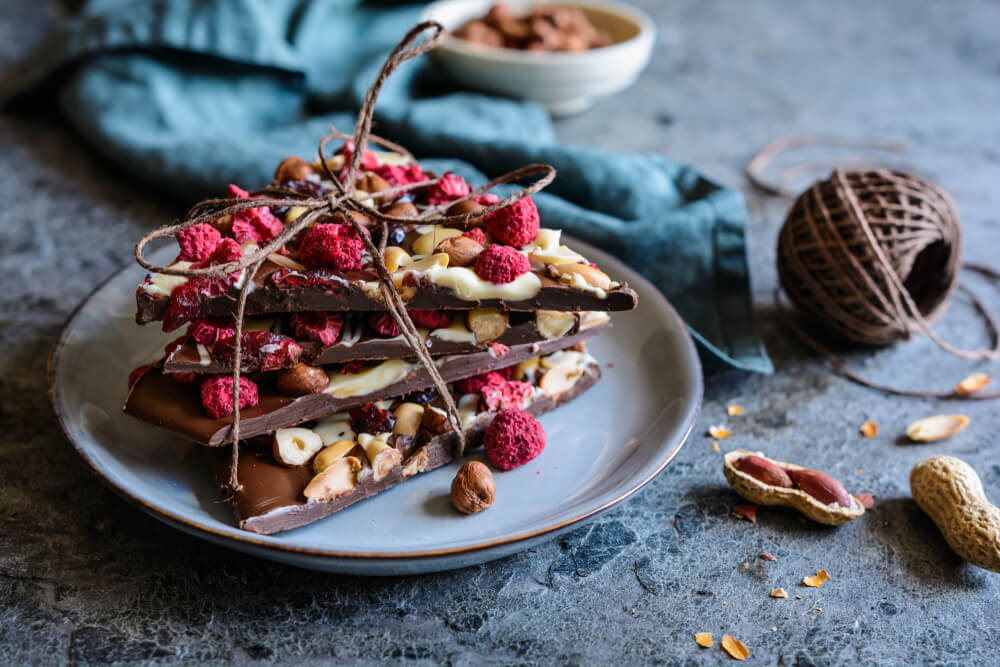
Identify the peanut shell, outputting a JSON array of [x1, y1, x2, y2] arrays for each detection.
[[723, 449, 865, 526], [910, 455, 1000, 572]]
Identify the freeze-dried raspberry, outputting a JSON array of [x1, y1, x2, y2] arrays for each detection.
[[374, 163, 427, 187], [127, 364, 152, 390], [199, 375, 259, 419], [476, 193, 500, 205], [227, 184, 252, 199], [187, 318, 236, 346], [289, 311, 344, 346], [482, 197, 539, 247], [232, 205, 283, 244], [474, 244, 531, 284], [298, 223, 364, 272], [409, 310, 452, 329], [336, 141, 380, 177], [349, 403, 396, 435], [480, 377, 533, 412], [163, 335, 187, 358], [426, 172, 471, 205], [212, 332, 301, 372], [483, 409, 546, 471], [194, 237, 243, 270], [456, 371, 505, 396], [176, 223, 222, 262], [463, 227, 487, 244]]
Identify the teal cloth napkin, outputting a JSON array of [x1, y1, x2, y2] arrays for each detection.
[[1, 0, 771, 374]]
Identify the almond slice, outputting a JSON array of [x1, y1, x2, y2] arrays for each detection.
[[720, 635, 749, 660], [770, 587, 788, 599], [905, 415, 970, 442], [695, 632, 714, 648], [955, 373, 991, 395], [727, 405, 744, 416], [709, 425, 732, 439]]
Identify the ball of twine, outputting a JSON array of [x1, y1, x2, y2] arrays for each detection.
[[778, 167, 962, 347]]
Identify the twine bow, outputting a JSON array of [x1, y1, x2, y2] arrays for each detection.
[[134, 21, 557, 489]]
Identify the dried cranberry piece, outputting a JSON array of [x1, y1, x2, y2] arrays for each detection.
[[288, 311, 344, 346], [368, 312, 402, 337], [212, 332, 302, 372], [349, 403, 397, 435], [187, 317, 236, 346], [162, 278, 207, 332]]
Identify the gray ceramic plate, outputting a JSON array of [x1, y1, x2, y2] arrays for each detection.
[[49, 238, 702, 575]]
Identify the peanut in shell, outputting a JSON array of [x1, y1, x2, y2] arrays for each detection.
[[723, 449, 865, 526]]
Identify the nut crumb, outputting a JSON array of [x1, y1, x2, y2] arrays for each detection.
[[770, 587, 788, 599], [709, 425, 732, 439], [759, 552, 777, 562], [795, 595, 803, 600], [723, 601, 728, 606], [854, 492, 875, 509], [810, 615, 817, 620], [859, 420, 878, 438], [695, 632, 713, 648], [802, 570, 830, 588], [770, 627, 777, 632], [742, 562, 749, 569], [720, 634, 749, 661], [732, 505, 757, 523], [728, 405, 744, 416], [955, 372, 991, 395], [712, 441, 720, 452]]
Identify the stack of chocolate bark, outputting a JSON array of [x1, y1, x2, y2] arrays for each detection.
[[125, 146, 637, 534]]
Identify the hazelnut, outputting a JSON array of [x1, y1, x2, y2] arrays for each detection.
[[539, 364, 584, 397], [356, 171, 391, 193], [304, 456, 361, 502], [384, 201, 418, 218], [450, 461, 496, 514], [274, 156, 315, 182], [273, 427, 324, 467], [467, 309, 509, 343], [535, 310, 577, 339], [435, 235, 483, 267], [421, 406, 451, 435], [276, 362, 329, 396], [445, 199, 485, 216]]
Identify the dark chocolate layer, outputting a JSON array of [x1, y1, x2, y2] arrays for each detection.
[[208, 363, 601, 534], [136, 260, 637, 325], [164, 312, 607, 373], [125, 326, 600, 446]]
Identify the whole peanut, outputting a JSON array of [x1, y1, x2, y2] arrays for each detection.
[[910, 456, 1000, 572]]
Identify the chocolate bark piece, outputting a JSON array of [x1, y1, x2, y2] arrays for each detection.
[[207, 361, 601, 534], [125, 325, 600, 446], [136, 261, 637, 326], [164, 311, 610, 374]]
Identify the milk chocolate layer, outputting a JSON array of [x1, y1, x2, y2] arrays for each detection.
[[125, 326, 600, 446], [207, 363, 601, 534], [136, 260, 637, 326], [164, 311, 608, 373]]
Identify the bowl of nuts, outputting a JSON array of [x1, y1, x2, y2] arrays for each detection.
[[422, 1, 656, 116]]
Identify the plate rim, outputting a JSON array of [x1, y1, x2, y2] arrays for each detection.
[[47, 236, 703, 561]]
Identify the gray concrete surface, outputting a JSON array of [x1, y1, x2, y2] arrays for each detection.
[[3, 0, 1000, 664]]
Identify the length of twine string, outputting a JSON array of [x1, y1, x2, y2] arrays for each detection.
[[748, 136, 1000, 399], [134, 21, 558, 490]]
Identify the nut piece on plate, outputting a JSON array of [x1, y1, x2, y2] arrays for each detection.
[[468, 309, 509, 343], [393, 402, 426, 437], [276, 362, 329, 396], [273, 427, 324, 467], [450, 461, 496, 514], [536, 310, 577, 339], [304, 456, 362, 502], [435, 235, 483, 267], [274, 156, 315, 182]]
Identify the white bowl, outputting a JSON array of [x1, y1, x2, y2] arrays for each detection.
[[421, 0, 656, 116]]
